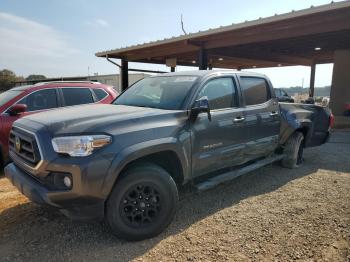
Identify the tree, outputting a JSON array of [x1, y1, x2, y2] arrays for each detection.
[[26, 74, 46, 81], [0, 69, 17, 91]]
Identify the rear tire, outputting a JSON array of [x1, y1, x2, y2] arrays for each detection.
[[282, 132, 304, 169], [105, 163, 178, 241]]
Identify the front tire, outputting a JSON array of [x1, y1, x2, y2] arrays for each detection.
[[105, 163, 178, 241], [282, 132, 304, 169]]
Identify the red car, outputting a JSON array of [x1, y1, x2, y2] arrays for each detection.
[[0, 81, 118, 166]]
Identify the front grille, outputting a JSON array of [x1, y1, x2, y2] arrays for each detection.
[[9, 127, 41, 167]]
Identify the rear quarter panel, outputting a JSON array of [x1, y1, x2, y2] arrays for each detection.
[[279, 103, 331, 147]]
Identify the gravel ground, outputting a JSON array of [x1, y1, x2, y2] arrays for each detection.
[[0, 131, 349, 262]]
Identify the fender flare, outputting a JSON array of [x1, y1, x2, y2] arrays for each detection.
[[279, 108, 314, 146], [100, 137, 190, 198]]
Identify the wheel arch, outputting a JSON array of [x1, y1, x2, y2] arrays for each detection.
[[120, 151, 184, 185], [101, 138, 190, 198], [280, 117, 312, 146], [295, 121, 313, 147]]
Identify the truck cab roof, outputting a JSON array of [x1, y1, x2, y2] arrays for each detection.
[[151, 70, 267, 79]]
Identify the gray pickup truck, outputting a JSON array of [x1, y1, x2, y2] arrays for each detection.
[[5, 71, 332, 240]]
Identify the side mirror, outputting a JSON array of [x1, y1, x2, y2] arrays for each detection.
[[8, 104, 27, 116], [191, 96, 211, 121]]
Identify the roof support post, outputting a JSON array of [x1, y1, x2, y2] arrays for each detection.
[[329, 49, 350, 116], [121, 59, 129, 91], [309, 62, 316, 97], [198, 48, 208, 70]]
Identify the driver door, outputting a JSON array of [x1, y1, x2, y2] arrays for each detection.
[[190, 76, 247, 178]]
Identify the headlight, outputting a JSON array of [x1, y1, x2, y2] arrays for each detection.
[[52, 135, 111, 157]]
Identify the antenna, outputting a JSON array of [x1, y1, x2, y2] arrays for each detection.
[[181, 14, 187, 35]]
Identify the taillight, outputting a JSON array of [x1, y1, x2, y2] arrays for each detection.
[[329, 113, 335, 128]]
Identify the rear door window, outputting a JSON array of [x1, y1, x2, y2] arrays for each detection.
[[61, 88, 94, 106], [240, 77, 270, 106], [16, 89, 58, 112], [92, 88, 108, 101]]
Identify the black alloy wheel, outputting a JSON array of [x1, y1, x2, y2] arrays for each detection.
[[105, 163, 178, 241]]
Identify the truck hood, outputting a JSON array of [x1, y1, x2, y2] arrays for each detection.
[[19, 104, 184, 135]]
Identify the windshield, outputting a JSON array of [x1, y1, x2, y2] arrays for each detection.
[[0, 90, 22, 106], [114, 76, 198, 110]]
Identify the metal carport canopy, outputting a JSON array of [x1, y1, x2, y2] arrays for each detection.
[[96, 1, 350, 70]]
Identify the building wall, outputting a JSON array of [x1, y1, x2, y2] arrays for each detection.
[[329, 49, 350, 116], [15, 73, 149, 92], [89, 73, 149, 93]]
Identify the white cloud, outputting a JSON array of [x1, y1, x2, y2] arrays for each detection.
[[86, 18, 110, 28], [0, 12, 80, 76], [95, 19, 109, 27]]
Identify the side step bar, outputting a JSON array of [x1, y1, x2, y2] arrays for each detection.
[[195, 154, 285, 191]]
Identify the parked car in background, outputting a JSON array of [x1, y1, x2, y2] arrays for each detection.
[[274, 88, 294, 103], [0, 81, 118, 167]]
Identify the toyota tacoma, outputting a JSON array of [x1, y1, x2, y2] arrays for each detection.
[[5, 71, 333, 240]]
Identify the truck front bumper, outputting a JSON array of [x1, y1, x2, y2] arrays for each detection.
[[5, 163, 105, 221]]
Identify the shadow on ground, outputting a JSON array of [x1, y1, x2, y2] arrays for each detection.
[[0, 131, 349, 261]]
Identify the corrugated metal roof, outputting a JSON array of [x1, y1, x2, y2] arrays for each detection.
[[95, 1, 350, 57]]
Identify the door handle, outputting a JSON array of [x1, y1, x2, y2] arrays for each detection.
[[233, 116, 245, 123], [270, 111, 279, 117]]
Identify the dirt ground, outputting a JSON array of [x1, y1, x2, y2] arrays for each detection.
[[0, 131, 349, 262]]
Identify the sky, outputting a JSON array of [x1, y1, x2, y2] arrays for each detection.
[[0, 0, 342, 88]]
